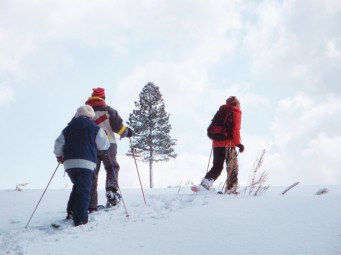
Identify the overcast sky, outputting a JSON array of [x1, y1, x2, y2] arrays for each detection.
[[1, 0, 340, 190]]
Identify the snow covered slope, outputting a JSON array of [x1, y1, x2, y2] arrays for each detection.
[[0, 186, 340, 255]]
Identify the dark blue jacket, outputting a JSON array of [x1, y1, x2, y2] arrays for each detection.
[[62, 117, 100, 163], [54, 116, 111, 171]]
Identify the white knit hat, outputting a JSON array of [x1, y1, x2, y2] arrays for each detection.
[[76, 105, 96, 118]]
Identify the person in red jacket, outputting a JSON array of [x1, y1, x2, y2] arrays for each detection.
[[194, 96, 244, 194]]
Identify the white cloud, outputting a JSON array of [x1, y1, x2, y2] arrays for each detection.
[[271, 93, 341, 147], [323, 0, 341, 14], [301, 133, 341, 183], [266, 93, 341, 184], [113, 60, 209, 117], [0, 86, 14, 108], [325, 37, 341, 68], [265, 132, 341, 185], [242, 0, 340, 96], [0, 27, 35, 72], [290, 64, 321, 87], [243, 1, 295, 71], [303, 133, 341, 161], [0, 0, 244, 73]]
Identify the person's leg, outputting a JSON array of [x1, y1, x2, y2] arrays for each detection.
[[225, 148, 239, 193], [102, 144, 121, 206], [103, 143, 120, 192], [67, 168, 94, 226], [66, 184, 76, 219], [88, 158, 102, 211], [203, 147, 226, 181]]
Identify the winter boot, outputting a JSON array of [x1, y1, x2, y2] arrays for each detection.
[[200, 178, 214, 191], [225, 183, 239, 195], [106, 190, 121, 208]]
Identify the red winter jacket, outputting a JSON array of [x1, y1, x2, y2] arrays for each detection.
[[212, 105, 242, 148]]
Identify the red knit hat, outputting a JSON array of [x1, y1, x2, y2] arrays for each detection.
[[92, 87, 105, 98]]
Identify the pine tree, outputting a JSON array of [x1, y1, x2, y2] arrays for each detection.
[[127, 82, 177, 188]]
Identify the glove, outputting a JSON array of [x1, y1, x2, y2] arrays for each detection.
[[236, 144, 245, 153], [126, 127, 133, 138], [56, 156, 64, 164]]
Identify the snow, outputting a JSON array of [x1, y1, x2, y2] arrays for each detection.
[[1, 185, 340, 255]]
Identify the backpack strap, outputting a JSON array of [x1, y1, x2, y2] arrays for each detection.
[[94, 114, 108, 125]]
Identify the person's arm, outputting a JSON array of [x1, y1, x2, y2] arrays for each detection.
[[107, 106, 132, 138], [232, 108, 241, 146], [54, 132, 65, 162], [54, 132, 65, 157], [107, 106, 124, 132]]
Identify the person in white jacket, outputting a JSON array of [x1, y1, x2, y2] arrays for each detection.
[[85, 87, 133, 210]]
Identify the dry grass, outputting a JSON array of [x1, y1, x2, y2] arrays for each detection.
[[242, 149, 270, 196], [281, 182, 300, 195], [316, 188, 328, 195], [177, 180, 194, 194]]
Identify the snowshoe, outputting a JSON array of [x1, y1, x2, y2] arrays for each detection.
[[225, 189, 239, 195], [191, 185, 214, 193], [89, 204, 106, 214], [97, 204, 106, 211], [51, 218, 74, 229], [51, 223, 62, 229], [106, 191, 121, 208]]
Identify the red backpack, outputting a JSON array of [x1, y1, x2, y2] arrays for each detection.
[[207, 105, 233, 141]]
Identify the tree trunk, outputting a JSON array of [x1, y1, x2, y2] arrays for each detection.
[[149, 146, 154, 188], [149, 159, 153, 188]]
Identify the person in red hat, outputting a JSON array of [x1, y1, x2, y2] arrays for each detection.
[[192, 96, 244, 194], [85, 87, 133, 209]]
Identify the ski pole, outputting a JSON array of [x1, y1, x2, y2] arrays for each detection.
[[206, 148, 213, 173], [129, 138, 147, 205], [107, 153, 130, 218], [25, 163, 60, 229]]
